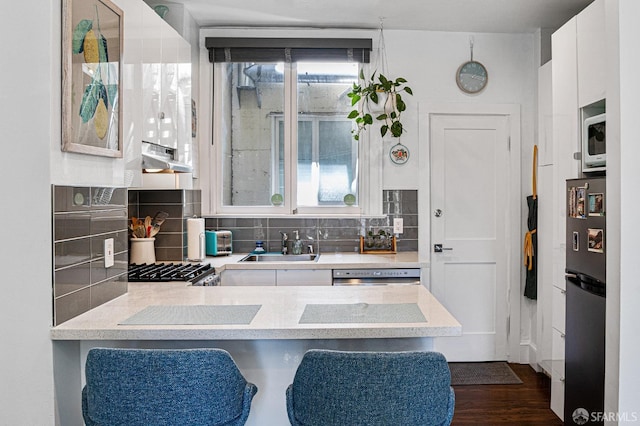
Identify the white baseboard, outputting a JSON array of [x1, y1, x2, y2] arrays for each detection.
[[519, 340, 542, 371]]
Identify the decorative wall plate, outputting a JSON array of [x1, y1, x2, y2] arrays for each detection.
[[390, 143, 409, 165]]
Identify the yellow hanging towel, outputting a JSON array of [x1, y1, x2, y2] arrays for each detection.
[[524, 145, 537, 271]]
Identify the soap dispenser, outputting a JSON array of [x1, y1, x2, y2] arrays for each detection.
[[292, 230, 303, 255]]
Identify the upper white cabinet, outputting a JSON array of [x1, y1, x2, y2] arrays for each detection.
[[577, 0, 606, 108], [141, 5, 192, 163]]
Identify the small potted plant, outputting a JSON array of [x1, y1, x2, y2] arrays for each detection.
[[347, 70, 413, 141]]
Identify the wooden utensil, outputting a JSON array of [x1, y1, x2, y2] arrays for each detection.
[[133, 224, 146, 238], [149, 225, 161, 237]]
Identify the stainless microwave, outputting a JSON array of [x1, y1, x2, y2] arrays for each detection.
[[583, 113, 606, 170]]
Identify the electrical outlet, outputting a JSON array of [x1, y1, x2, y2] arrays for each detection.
[[104, 238, 114, 268], [393, 218, 404, 234]]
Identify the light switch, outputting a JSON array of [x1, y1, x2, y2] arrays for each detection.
[[104, 238, 114, 268], [393, 218, 404, 234]]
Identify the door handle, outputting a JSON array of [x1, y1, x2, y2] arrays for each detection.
[[434, 244, 453, 253], [434, 209, 443, 217]]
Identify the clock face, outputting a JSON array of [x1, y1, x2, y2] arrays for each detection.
[[456, 61, 488, 94]]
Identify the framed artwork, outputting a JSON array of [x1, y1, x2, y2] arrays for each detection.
[[62, 0, 123, 157]]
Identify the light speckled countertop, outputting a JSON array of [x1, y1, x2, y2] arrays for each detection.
[[204, 251, 425, 271], [50, 283, 461, 341]]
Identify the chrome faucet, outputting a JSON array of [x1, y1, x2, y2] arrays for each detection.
[[280, 231, 289, 255], [306, 235, 316, 254]]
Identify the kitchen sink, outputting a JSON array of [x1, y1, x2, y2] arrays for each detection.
[[239, 253, 320, 262]]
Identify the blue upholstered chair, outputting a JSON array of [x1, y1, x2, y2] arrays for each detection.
[[286, 350, 455, 426], [82, 348, 257, 426]]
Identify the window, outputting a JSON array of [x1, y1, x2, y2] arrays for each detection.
[[274, 114, 358, 206], [207, 37, 372, 215]]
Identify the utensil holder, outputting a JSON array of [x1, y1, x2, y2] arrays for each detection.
[[130, 238, 156, 264]]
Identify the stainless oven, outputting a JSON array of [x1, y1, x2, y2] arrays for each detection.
[[332, 268, 421, 286]]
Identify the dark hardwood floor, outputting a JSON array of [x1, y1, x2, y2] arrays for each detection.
[[451, 363, 564, 426]]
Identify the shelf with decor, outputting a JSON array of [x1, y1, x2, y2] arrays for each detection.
[[360, 229, 397, 254]]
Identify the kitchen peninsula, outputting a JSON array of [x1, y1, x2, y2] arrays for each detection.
[[52, 282, 461, 425]]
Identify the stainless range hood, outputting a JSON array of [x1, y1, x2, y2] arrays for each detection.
[[141, 141, 192, 173]]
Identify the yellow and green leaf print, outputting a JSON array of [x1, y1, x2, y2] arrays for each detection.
[[72, 8, 114, 140]]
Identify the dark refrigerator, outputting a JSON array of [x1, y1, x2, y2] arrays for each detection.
[[564, 176, 606, 425]]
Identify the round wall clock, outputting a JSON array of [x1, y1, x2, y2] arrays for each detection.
[[456, 60, 488, 94]]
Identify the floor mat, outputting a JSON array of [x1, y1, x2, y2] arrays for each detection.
[[448, 361, 523, 385]]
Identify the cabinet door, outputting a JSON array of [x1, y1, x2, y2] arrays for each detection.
[[552, 17, 581, 285], [537, 62, 554, 166], [276, 269, 332, 286], [141, 6, 163, 144], [158, 25, 178, 149], [176, 37, 192, 166], [550, 327, 566, 420], [221, 270, 276, 286], [552, 285, 566, 334], [577, 0, 606, 107]]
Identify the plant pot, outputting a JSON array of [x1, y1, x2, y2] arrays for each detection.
[[370, 91, 398, 115]]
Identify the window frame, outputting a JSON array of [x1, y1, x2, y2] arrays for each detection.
[[273, 113, 360, 211], [202, 28, 382, 217], [213, 61, 364, 216]]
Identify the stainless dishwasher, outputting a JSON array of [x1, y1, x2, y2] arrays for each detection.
[[332, 268, 421, 286]]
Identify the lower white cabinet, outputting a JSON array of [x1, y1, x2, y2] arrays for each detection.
[[551, 375, 565, 420], [221, 270, 276, 286], [551, 292, 566, 421], [220, 269, 332, 286], [276, 269, 332, 286], [552, 285, 566, 333]]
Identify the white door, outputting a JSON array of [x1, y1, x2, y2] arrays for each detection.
[[430, 114, 511, 362]]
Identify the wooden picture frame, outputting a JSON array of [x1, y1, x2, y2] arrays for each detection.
[[62, 0, 123, 157]]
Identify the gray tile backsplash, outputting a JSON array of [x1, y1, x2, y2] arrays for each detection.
[[52, 185, 128, 325], [128, 189, 202, 261], [50, 187, 415, 325], [206, 190, 419, 253]]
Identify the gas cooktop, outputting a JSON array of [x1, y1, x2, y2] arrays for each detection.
[[128, 263, 219, 286]]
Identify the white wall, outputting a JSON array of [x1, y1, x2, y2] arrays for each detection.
[[612, 0, 640, 420], [0, 0, 153, 422], [0, 1, 56, 424], [380, 30, 538, 361]]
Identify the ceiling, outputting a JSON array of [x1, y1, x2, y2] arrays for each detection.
[[168, 0, 595, 33]]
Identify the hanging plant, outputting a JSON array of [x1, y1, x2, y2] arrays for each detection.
[[347, 70, 413, 141]]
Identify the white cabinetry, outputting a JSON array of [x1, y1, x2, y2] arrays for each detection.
[[276, 269, 332, 286], [536, 62, 554, 374], [577, 0, 606, 108], [549, 15, 580, 421], [221, 270, 276, 286], [140, 5, 191, 163], [221, 269, 332, 286], [546, 1, 606, 418]]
